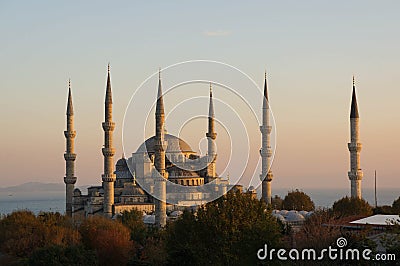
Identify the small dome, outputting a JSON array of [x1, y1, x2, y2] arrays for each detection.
[[116, 157, 128, 166], [116, 157, 128, 171], [305, 211, 314, 218], [143, 214, 155, 224], [73, 188, 81, 196], [299, 210, 309, 216], [170, 210, 183, 218], [136, 134, 194, 154], [272, 213, 286, 222], [280, 210, 289, 216], [286, 211, 305, 222]]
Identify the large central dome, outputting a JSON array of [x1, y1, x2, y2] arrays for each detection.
[[136, 134, 194, 154]]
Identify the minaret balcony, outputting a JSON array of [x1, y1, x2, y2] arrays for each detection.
[[206, 132, 217, 140], [102, 173, 116, 182], [102, 121, 115, 131], [64, 153, 77, 161], [348, 143, 362, 152], [266, 172, 273, 181], [64, 176, 77, 184], [64, 130, 76, 138], [259, 148, 272, 157], [348, 170, 363, 180], [259, 125, 272, 134], [102, 147, 115, 157], [260, 172, 273, 182]]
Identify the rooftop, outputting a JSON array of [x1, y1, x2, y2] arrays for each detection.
[[350, 215, 400, 226]]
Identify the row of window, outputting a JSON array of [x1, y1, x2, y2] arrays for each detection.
[[171, 178, 204, 186]]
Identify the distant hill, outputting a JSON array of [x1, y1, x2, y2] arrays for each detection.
[[0, 182, 64, 192], [0, 182, 92, 193]]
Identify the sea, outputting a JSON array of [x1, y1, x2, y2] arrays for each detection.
[[0, 188, 398, 215]]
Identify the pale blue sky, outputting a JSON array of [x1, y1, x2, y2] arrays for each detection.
[[1, 1, 399, 193]]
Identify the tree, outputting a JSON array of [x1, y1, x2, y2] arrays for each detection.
[[117, 209, 147, 245], [373, 205, 395, 215], [0, 211, 80, 258], [382, 221, 400, 262], [29, 245, 98, 266], [392, 196, 400, 214], [166, 190, 283, 265], [282, 189, 315, 211], [79, 216, 134, 266], [0, 210, 44, 257], [332, 196, 373, 218], [294, 210, 341, 250], [271, 195, 283, 210]]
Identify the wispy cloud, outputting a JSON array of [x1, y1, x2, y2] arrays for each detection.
[[203, 30, 232, 37]]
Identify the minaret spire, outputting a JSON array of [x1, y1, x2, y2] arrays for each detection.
[[154, 68, 167, 227], [348, 76, 363, 198], [350, 76, 359, 118], [64, 80, 77, 217], [102, 64, 116, 217], [260, 71, 273, 204], [67, 79, 73, 115], [206, 83, 217, 181]]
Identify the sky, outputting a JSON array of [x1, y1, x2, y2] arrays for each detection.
[[1, 1, 399, 193]]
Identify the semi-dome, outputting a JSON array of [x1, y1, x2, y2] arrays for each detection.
[[136, 134, 194, 154], [121, 183, 146, 196], [167, 165, 200, 178]]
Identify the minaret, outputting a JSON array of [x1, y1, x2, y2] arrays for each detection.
[[206, 83, 217, 182], [64, 80, 77, 217], [102, 64, 116, 217], [348, 76, 363, 199], [154, 69, 167, 227], [260, 72, 273, 205]]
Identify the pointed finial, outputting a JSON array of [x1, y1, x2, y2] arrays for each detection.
[[108, 63, 110, 73], [68, 79, 71, 89], [158, 67, 161, 79], [209, 82, 212, 95], [353, 75, 355, 87], [265, 70, 267, 79]]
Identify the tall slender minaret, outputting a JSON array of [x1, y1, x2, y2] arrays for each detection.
[[348, 76, 363, 199], [64, 80, 77, 217], [260, 72, 273, 204], [102, 64, 116, 217], [206, 83, 217, 182], [154, 69, 167, 227]]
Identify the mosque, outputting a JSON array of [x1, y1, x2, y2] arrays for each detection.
[[63, 65, 362, 227], [64, 66, 251, 226]]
